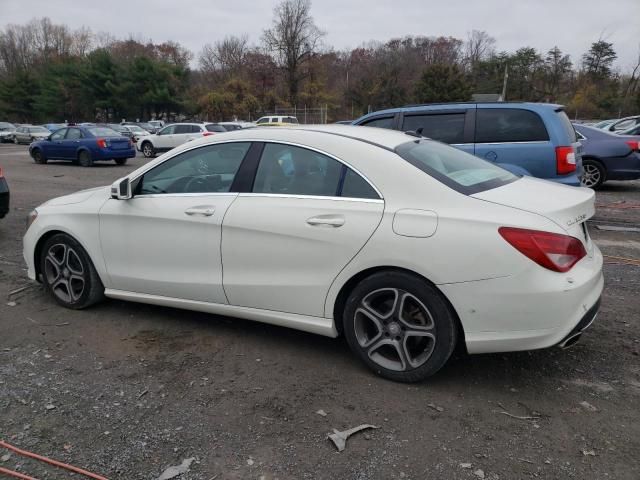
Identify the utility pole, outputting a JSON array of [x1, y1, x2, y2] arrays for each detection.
[[501, 65, 509, 101]]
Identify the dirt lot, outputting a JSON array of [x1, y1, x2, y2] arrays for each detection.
[[0, 143, 639, 480]]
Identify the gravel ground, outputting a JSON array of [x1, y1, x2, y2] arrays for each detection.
[[0, 143, 639, 480]]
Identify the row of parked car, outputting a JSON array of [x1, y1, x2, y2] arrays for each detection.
[[2, 108, 639, 190]]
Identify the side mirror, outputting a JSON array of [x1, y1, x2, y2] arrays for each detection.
[[111, 177, 132, 200]]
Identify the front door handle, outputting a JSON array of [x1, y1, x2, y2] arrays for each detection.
[[185, 205, 216, 217], [306, 215, 345, 227]]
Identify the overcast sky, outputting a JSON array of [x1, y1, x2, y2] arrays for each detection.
[[2, 0, 639, 70]]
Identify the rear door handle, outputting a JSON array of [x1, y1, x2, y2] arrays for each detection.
[[306, 215, 345, 227], [185, 205, 216, 216]]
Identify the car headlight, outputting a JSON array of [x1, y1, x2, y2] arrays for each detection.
[[26, 209, 38, 230]]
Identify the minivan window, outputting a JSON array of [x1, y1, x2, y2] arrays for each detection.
[[475, 109, 549, 143], [556, 109, 577, 143], [361, 116, 394, 129], [402, 113, 465, 144], [396, 139, 518, 195]]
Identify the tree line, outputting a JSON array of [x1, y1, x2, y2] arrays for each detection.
[[0, 1, 638, 124]]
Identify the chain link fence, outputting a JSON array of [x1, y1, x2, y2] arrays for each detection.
[[273, 105, 329, 124]]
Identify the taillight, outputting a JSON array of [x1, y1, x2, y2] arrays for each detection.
[[96, 138, 108, 148], [499, 227, 586, 273], [624, 140, 639, 151], [556, 146, 576, 175], [202, 132, 215, 136]]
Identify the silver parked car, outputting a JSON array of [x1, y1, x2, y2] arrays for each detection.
[[0, 122, 16, 143], [13, 125, 51, 144]]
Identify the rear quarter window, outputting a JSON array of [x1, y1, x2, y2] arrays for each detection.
[[476, 109, 549, 143]]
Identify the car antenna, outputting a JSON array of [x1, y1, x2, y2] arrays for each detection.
[[404, 128, 424, 138]]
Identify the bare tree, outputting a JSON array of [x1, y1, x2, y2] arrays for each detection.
[[464, 30, 495, 68], [199, 35, 249, 75], [263, 0, 324, 104]]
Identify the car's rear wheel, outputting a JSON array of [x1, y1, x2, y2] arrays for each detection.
[[40, 233, 104, 309], [114, 158, 127, 165], [581, 159, 606, 189], [141, 142, 155, 158], [32, 149, 47, 164], [343, 271, 458, 382], [78, 150, 93, 167]]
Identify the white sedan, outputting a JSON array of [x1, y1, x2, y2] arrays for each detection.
[[23, 126, 603, 382]]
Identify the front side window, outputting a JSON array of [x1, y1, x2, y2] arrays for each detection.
[[361, 116, 394, 129], [51, 129, 67, 140], [66, 128, 83, 140], [402, 113, 466, 144], [158, 125, 175, 135], [475, 109, 549, 143], [137, 142, 250, 195], [396, 139, 517, 195]]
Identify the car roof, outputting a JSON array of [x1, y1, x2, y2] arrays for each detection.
[[357, 102, 564, 120]]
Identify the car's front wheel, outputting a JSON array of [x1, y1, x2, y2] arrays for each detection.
[[581, 159, 606, 189], [32, 149, 47, 164], [141, 142, 155, 158], [343, 271, 458, 382], [40, 233, 104, 309], [78, 150, 93, 167]]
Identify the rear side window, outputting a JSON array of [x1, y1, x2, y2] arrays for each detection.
[[206, 124, 227, 132], [556, 110, 577, 143], [361, 116, 394, 129], [396, 139, 517, 195], [341, 168, 379, 199], [402, 113, 466, 144], [476, 109, 549, 143], [66, 128, 83, 140]]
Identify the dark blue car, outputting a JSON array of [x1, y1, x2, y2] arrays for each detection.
[[573, 124, 640, 189], [353, 102, 583, 186], [29, 126, 136, 167]]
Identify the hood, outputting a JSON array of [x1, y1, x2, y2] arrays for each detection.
[[43, 186, 110, 206], [472, 177, 595, 233]]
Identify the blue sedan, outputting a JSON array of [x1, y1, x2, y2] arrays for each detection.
[[29, 126, 136, 167], [574, 124, 640, 189]]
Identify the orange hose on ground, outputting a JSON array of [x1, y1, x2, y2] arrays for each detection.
[[0, 440, 109, 480], [0, 466, 39, 480]]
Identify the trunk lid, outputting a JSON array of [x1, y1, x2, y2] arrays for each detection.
[[107, 137, 131, 150], [472, 176, 595, 247]]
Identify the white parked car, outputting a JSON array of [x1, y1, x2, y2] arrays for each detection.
[[255, 115, 298, 125], [23, 126, 603, 382], [137, 122, 227, 158]]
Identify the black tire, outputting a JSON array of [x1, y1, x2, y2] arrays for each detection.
[[32, 149, 47, 164], [114, 158, 127, 165], [581, 159, 606, 189], [40, 233, 104, 309], [343, 271, 458, 383], [78, 150, 93, 167], [141, 141, 155, 158]]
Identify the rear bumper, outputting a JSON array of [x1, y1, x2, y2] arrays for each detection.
[[605, 153, 640, 180], [94, 148, 136, 160], [440, 244, 604, 354]]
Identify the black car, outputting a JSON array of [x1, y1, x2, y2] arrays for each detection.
[[0, 167, 9, 219], [574, 124, 640, 189]]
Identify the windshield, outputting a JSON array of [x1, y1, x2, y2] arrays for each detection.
[[29, 127, 49, 133], [88, 127, 121, 137], [395, 139, 518, 195]]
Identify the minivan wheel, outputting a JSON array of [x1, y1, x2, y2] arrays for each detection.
[[343, 271, 458, 382], [40, 233, 104, 309], [581, 160, 605, 189], [78, 150, 93, 167], [141, 142, 155, 158]]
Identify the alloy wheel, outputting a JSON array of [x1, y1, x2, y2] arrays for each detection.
[[44, 243, 86, 303], [581, 164, 601, 188], [353, 288, 436, 372], [142, 144, 154, 157]]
